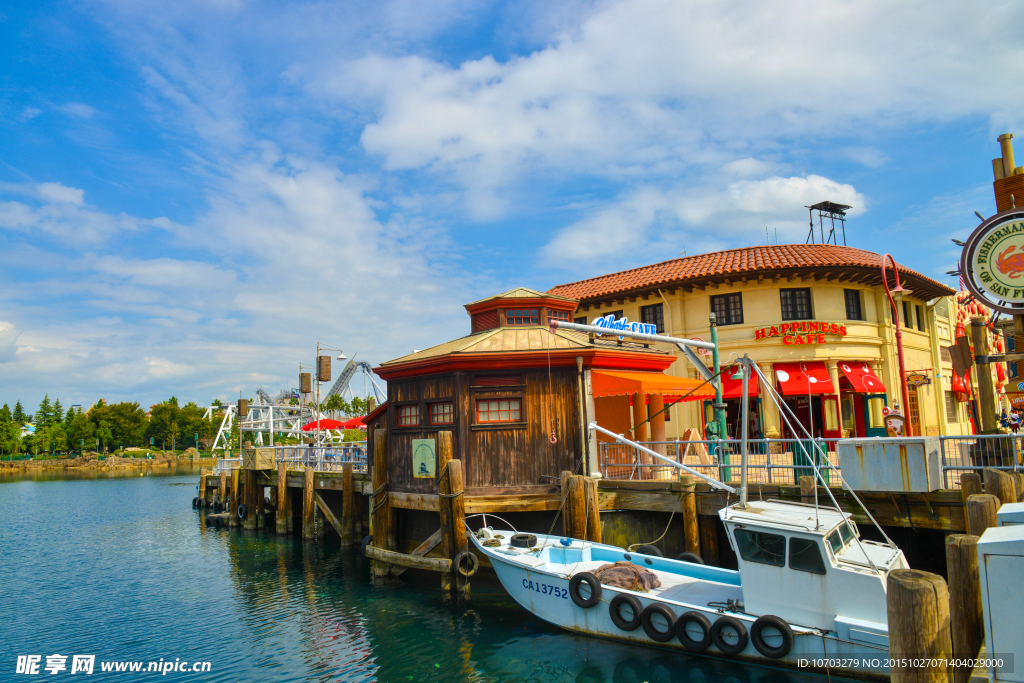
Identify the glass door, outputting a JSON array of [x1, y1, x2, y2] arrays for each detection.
[[863, 394, 888, 437]]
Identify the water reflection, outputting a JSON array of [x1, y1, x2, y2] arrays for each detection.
[[1, 470, 838, 682]]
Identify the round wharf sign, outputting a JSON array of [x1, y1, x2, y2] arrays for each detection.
[[961, 209, 1024, 314]]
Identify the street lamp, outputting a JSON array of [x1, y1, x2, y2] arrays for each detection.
[[881, 253, 912, 434], [315, 343, 346, 449]]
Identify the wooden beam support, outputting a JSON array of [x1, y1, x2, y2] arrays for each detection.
[[365, 545, 452, 573], [302, 466, 315, 539], [315, 492, 345, 540], [585, 477, 601, 544], [244, 469, 257, 530], [439, 456, 468, 598], [371, 428, 392, 578], [946, 535, 983, 683], [228, 467, 240, 528], [681, 475, 699, 556], [341, 462, 354, 545], [391, 529, 444, 577], [276, 462, 289, 535]]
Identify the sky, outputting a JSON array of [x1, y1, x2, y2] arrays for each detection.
[[1, 0, 1022, 411]]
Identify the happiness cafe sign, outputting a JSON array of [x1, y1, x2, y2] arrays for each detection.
[[754, 321, 848, 345]]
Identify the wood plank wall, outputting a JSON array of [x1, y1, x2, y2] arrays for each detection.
[[384, 368, 581, 492]]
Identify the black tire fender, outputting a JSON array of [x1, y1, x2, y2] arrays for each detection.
[[750, 615, 794, 659], [196, 497, 205, 508], [710, 615, 749, 655], [510, 533, 538, 548], [640, 603, 677, 643], [192, 497, 198, 509], [568, 572, 602, 608], [453, 551, 479, 577], [237, 503, 248, 520], [636, 544, 663, 557], [675, 551, 704, 564], [675, 610, 713, 652], [608, 594, 643, 631], [360, 535, 373, 557]]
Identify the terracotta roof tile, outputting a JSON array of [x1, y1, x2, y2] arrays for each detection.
[[548, 244, 954, 301]]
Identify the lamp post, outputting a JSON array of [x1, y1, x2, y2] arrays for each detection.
[[881, 254, 912, 433], [709, 312, 729, 479], [314, 344, 347, 449]]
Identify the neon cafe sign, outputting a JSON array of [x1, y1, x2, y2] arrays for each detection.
[[591, 314, 658, 336], [754, 321, 848, 345]]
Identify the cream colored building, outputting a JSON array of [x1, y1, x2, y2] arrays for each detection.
[[549, 244, 975, 441]]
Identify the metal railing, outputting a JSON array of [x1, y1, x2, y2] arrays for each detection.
[[599, 434, 1024, 489], [270, 443, 368, 473], [214, 457, 242, 474]]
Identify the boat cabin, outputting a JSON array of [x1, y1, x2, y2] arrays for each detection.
[[719, 500, 905, 637]]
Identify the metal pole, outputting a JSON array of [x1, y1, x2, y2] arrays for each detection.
[[739, 356, 750, 508], [881, 254, 912, 431], [710, 313, 728, 479]]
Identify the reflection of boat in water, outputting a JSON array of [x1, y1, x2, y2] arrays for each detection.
[[474, 354, 903, 680]]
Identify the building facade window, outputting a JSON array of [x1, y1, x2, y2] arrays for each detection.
[[548, 309, 571, 323], [429, 402, 454, 425], [916, 305, 925, 332], [602, 309, 623, 321], [902, 301, 911, 328], [398, 405, 419, 426], [945, 391, 959, 423], [710, 293, 743, 325], [574, 316, 587, 325], [844, 289, 863, 321], [476, 399, 521, 423], [780, 288, 812, 321], [640, 303, 665, 333], [505, 309, 540, 325]]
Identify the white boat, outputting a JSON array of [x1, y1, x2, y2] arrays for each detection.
[[473, 350, 908, 680]]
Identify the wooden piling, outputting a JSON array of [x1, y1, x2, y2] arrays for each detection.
[[370, 428, 391, 578], [886, 569, 952, 683], [959, 472, 982, 505], [680, 475, 699, 555], [437, 432, 454, 593], [584, 477, 601, 544], [228, 467, 240, 528], [983, 467, 1016, 507], [560, 470, 574, 537], [442, 459, 468, 599], [699, 516, 719, 566], [243, 469, 257, 530], [199, 470, 208, 505], [966, 493, 1000, 537], [800, 475, 815, 505], [341, 462, 354, 546], [568, 475, 587, 539], [256, 477, 265, 529], [946, 535, 983, 683], [303, 466, 315, 539], [219, 471, 227, 508], [276, 462, 289, 535], [1013, 472, 1024, 502]]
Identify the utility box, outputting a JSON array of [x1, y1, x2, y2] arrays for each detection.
[[977, 525, 1024, 683], [997, 502, 1024, 526], [836, 437, 942, 492], [242, 448, 276, 471]]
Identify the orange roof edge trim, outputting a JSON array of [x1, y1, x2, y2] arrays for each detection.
[[591, 370, 716, 402]]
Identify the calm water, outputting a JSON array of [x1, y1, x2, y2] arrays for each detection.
[[0, 470, 834, 682]]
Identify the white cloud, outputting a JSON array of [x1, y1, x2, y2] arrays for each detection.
[[543, 174, 866, 264], [0, 322, 19, 362], [20, 107, 42, 122], [36, 182, 85, 205], [57, 102, 97, 119]]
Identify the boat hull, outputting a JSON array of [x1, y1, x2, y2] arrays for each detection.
[[475, 534, 891, 681]]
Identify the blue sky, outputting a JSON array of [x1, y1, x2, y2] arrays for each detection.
[[1, 0, 1022, 410]]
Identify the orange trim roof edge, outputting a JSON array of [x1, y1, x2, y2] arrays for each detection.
[[374, 349, 675, 381]]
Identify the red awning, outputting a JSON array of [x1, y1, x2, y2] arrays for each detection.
[[720, 372, 760, 399], [774, 361, 834, 396], [838, 362, 885, 394], [591, 370, 716, 402], [301, 419, 345, 431]]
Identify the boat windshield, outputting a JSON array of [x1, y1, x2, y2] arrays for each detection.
[[825, 522, 856, 556]]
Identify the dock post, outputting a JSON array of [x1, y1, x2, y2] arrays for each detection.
[[436, 432, 454, 593], [560, 470, 574, 537], [1014, 472, 1024, 502], [886, 569, 952, 683], [276, 462, 289, 535], [341, 462, 354, 546], [966, 493, 1000, 537], [199, 470, 208, 506], [680, 475, 699, 556], [983, 467, 1016, 507], [699, 516, 719, 566], [256, 476, 265, 529], [568, 476, 586, 539], [439, 458, 468, 599], [800, 475, 815, 504], [229, 467, 240, 528], [946, 535, 983, 683], [959, 472, 982, 505], [584, 477, 602, 544], [219, 471, 227, 509], [370, 428, 391, 578], [243, 469, 257, 530], [303, 466, 315, 539]]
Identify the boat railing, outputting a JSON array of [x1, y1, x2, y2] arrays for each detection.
[[599, 434, 1023, 488]]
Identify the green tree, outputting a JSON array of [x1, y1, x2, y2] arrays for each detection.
[[12, 401, 25, 425], [147, 399, 181, 450], [64, 408, 75, 430], [0, 404, 18, 457], [91, 401, 148, 448], [67, 412, 95, 454], [95, 420, 113, 453], [52, 399, 63, 424], [178, 402, 213, 449], [36, 395, 54, 428]]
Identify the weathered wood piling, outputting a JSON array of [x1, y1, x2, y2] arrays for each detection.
[[946, 534, 983, 683], [886, 569, 952, 683]]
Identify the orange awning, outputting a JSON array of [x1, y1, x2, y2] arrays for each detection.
[[591, 370, 716, 402]]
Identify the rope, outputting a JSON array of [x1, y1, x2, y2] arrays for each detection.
[[626, 507, 677, 552]]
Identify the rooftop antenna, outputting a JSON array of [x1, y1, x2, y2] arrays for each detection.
[[806, 201, 852, 245], [775, 227, 778, 245], [766, 226, 769, 244]]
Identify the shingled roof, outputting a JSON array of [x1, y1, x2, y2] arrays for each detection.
[[548, 244, 954, 302]]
